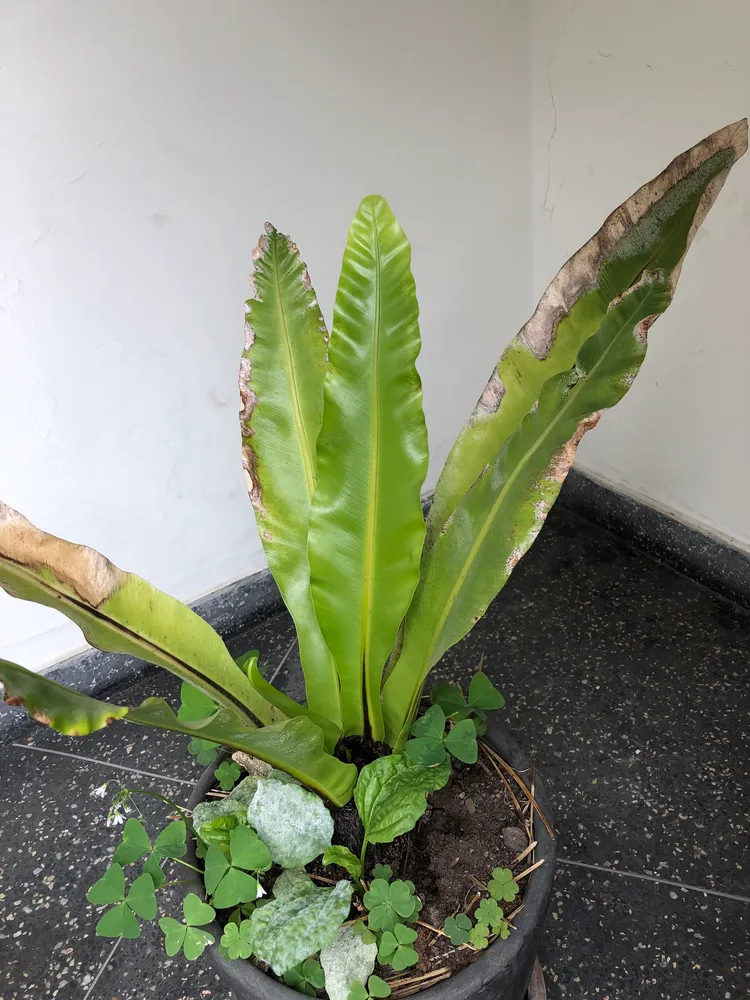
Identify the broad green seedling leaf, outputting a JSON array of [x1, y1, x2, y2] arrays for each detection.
[[308, 195, 429, 738], [355, 754, 450, 852], [323, 845, 362, 880], [240, 225, 342, 729]]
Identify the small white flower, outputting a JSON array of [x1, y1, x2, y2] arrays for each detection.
[[106, 811, 125, 828], [92, 783, 109, 799], [256, 882, 267, 899]]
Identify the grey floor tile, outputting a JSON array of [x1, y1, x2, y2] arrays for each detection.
[[84, 932, 233, 999], [0, 743, 194, 999], [431, 507, 750, 896], [540, 864, 748, 999]]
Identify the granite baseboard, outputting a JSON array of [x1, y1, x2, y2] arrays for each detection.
[[558, 470, 750, 610], [3, 472, 749, 742]]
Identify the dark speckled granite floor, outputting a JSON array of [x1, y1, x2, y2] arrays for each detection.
[[1, 505, 748, 999]]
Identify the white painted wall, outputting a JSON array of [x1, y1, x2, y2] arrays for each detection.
[[0, 1, 531, 669], [531, 0, 750, 550]]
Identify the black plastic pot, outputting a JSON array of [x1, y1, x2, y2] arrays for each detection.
[[186, 716, 555, 1000]]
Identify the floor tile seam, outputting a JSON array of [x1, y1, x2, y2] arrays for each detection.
[[12, 742, 196, 786], [558, 857, 750, 903], [82, 938, 122, 1000]]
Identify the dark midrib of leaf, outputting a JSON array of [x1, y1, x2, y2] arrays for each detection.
[[271, 235, 317, 500], [362, 205, 383, 699]]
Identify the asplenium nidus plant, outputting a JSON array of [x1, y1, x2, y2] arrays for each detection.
[[0, 120, 746, 805]]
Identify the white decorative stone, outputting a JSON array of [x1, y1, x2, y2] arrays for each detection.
[[246, 777, 334, 868], [320, 925, 377, 1000]]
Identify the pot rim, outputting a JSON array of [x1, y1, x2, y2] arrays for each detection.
[[185, 715, 556, 1000]]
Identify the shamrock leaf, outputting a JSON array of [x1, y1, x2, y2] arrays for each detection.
[[371, 864, 392, 882], [348, 976, 391, 1000], [444, 719, 478, 764], [467, 673, 504, 718], [220, 918, 253, 959], [204, 828, 270, 909], [126, 872, 157, 920], [363, 879, 419, 932], [469, 921, 489, 950], [377, 923, 418, 971], [215, 760, 242, 791], [443, 912, 472, 945], [188, 737, 219, 765], [112, 818, 185, 890], [405, 706, 448, 766], [323, 845, 362, 880], [404, 736, 447, 767], [159, 893, 216, 960], [368, 975, 392, 998], [487, 868, 519, 903], [284, 958, 326, 995], [409, 705, 446, 740], [153, 821, 187, 860], [351, 919, 377, 945], [88, 866, 156, 939], [143, 853, 166, 889], [113, 818, 151, 865], [88, 863, 126, 905], [348, 983, 369, 1000], [95, 901, 142, 939], [475, 897, 504, 931], [178, 682, 218, 723], [230, 825, 273, 872], [430, 682, 471, 720]]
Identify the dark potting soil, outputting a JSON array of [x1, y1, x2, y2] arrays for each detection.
[[212, 741, 531, 988], [312, 751, 529, 980]]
